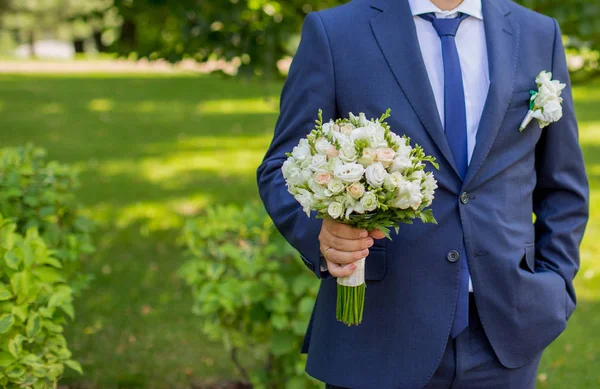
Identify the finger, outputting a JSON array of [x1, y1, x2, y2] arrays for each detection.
[[325, 220, 368, 240], [326, 247, 369, 265], [327, 261, 357, 278], [369, 229, 386, 240], [320, 230, 374, 252]]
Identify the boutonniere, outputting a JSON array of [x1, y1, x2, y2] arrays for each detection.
[[519, 70, 566, 132]]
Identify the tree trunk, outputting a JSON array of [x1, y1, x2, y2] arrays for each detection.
[[93, 30, 105, 52], [120, 19, 137, 51], [73, 39, 85, 54], [28, 30, 36, 59]]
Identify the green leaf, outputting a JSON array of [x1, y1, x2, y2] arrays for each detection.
[[32, 267, 66, 284], [271, 330, 296, 356], [0, 284, 13, 301], [12, 305, 28, 322], [26, 313, 41, 338], [65, 360, 83, 375], [5, 365, 25, 378], [0, 314, 15, 334], [39, 256, 62, 268], [0, 352, 15, 368], [4, 251, 20, 270], [8, 336, 22, 358], [61, 303, 75, 320]]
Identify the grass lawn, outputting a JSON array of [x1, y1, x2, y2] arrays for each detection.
[[0, 73, 598, 389]]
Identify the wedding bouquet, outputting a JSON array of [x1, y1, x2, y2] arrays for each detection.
[[282, 109, 439, 326]]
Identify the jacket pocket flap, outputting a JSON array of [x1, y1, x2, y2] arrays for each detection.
[[520, 244, 536, 273]]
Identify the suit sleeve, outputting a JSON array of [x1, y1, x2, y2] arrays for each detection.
[[256, 12, 336, 279], [532, 19, 590, 319]]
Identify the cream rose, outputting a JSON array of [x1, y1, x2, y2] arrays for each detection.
[[357, 147, 377, 167], [375, 147, 396, 168], [346, 182, 366, 199], [326, 144, 339, 158], [314, 170, 333, 185]]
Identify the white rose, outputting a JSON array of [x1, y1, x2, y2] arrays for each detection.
[[315, 138, 331, 155], [346, 182, 365, 199], [339, 142, 358, 163], [365, 162, 388, 188], [360, 192, 378, 212], [334, 163, 365, 183], [327, 178, 345, 195], [291, 139, 312, 168], [375, 147, 396, 168], [327, 202, 344, 219], [390, 180, 423, 210], [351, 126, 376, 142], [310, 154, 328, 171], [294, 188, 314, 216]]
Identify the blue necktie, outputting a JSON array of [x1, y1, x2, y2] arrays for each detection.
[[420, 12, 470, 338]]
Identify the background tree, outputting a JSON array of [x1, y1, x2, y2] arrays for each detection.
[[106, 0, 600, 80]]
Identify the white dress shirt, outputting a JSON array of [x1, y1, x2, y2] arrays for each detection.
[[408, 0, 490, 292]]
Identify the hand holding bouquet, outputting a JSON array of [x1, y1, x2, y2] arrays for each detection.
[[282, 109, 439, 325]]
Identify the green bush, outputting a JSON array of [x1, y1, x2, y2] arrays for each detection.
[[179, 203, 320, 389], [0, 214, 82, 388], [0, 144, 95, 293]]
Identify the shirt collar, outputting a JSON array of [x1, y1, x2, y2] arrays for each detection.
[[407, 0, 483, 20]]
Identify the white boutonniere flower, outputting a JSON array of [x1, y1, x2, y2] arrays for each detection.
[[519, 70, 566, 132]]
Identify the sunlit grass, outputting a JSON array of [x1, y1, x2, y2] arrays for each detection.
[[0, 73, 598, 388], [197, 98, 278, 114]]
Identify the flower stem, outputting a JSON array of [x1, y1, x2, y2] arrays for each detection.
[[336, 283, 366, 326]]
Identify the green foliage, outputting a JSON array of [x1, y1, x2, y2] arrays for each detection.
[[516, 0, 600, 81], [109, 0, 341, 77], [0, 144, 95, 293], [179, 203, 320, 389], [0, 214, 81, 388]]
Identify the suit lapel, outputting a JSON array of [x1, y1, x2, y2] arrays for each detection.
[[463, 0, 520, 187], [370, 0, 461, 179]]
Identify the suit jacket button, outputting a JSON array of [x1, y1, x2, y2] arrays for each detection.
[[447, 250, 460, 263], [460, 192, 469, 205]]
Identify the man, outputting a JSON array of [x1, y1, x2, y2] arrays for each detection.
[[257, 0, 589, 387]]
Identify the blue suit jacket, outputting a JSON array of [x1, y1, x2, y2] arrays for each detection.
[[257, 0, 589, 388]]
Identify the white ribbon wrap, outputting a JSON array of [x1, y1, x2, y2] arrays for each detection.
[[337, 257, 366, 287], [519, 109, 535, 132]]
